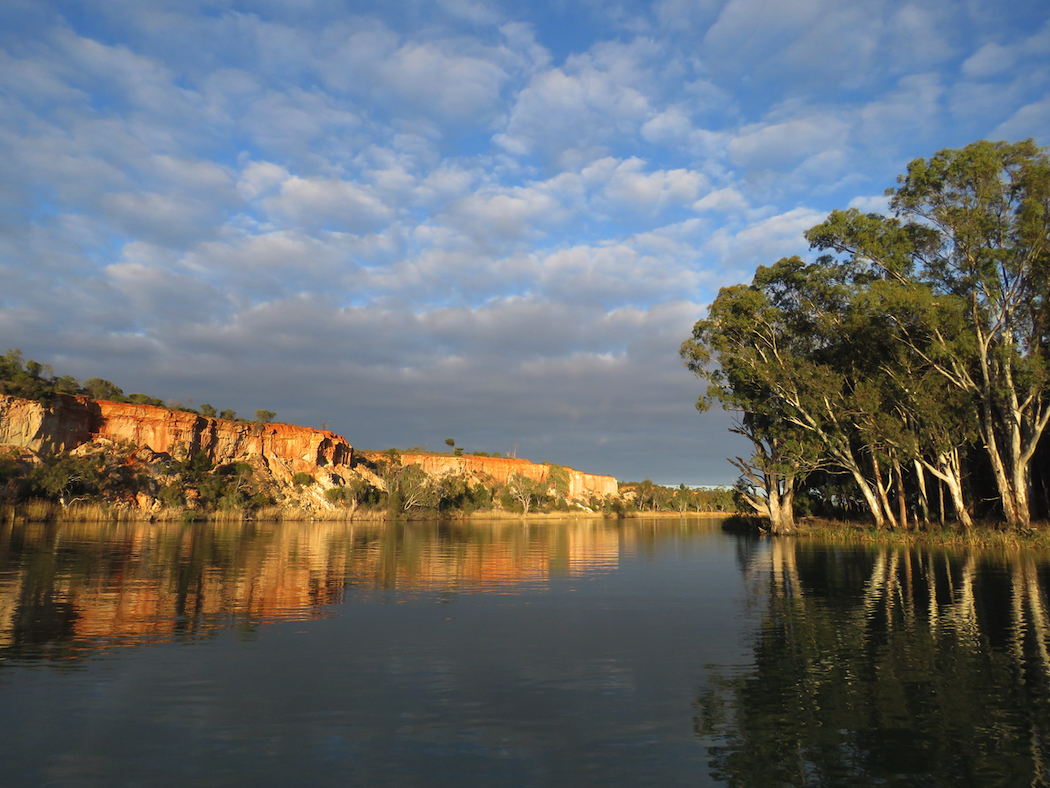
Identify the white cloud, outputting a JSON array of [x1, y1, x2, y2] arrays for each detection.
[[581, 157, 707, 215], [537, 239, 701, 305], [442, 185, 568, 244], [728, 115, 851, 170], [848, 194, 890, 214], [962, 42, 1017, 79], [494, 39, 657, 161], [237, 161, 290, 200], [693, 187, 750, 215], [703, 207, 827, 278], [640, 106, 693, 145], [101, 190, 225, 246], [261, 176, 393, 233], [379, 41, 510, 120], [993, 96, 1050, 142], [856, 73, 945, 144]]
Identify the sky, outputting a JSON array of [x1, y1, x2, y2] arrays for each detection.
[[1, 0, 1048, 486]]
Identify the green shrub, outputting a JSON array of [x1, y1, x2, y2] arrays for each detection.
[[158, 484, 184, 508], [325, 487, 350, 503]]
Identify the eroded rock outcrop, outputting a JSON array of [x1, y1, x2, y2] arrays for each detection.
[[0, 393, 352, 478], [1, 393, 618, 511], [364, 451, 618, 500], [0, 393, 101, 454]]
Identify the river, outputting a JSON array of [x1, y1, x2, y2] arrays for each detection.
[[0, 517, 1047, 787]]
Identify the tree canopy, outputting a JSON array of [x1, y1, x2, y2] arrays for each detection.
[[683, 139, 1050, 532]]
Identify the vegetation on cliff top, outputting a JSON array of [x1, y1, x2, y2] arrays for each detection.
[[0, 348, 274, 423]]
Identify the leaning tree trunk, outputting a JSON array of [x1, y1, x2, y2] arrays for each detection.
[[767, 481, 796, 535], [920, 448, 973, 530], [914, 459, 930, 524]]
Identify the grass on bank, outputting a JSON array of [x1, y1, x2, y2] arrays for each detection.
[[725, 513, 1050, 549]]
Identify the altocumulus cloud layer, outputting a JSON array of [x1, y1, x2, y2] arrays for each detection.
[[1, 0, 1048, 484]]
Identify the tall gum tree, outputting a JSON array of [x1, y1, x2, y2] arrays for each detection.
[[810, 140, 1050, 529], [684, 255, 979, 531], [682, 270, 871, 532]]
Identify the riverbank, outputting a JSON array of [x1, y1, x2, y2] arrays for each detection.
[[0, 500, 735, 526], [736, 515, 1050, 549]]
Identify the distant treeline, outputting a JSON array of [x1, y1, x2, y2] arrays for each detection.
[[682, 139, 1050, 534], [620, 480, 737, 513]]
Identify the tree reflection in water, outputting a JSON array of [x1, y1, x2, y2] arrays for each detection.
[[698, 539, 1050, 787]]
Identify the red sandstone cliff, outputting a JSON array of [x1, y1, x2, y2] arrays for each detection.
[[0, 393, 618, 506], [0, 393, 352, 480], [363, 451, 618, 499]]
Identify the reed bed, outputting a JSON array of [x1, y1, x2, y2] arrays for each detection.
[[1, 499, 729, 527], [782, 517, 1050, 549]]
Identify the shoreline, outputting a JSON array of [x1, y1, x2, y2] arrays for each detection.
[[733, 515, 1050, 550], [0, 500, 733, 526]]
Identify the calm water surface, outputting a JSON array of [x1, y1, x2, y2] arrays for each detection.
[[1, 517, 1049, 787]]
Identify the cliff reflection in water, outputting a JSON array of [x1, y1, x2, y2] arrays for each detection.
[[0, 519, 620, 664], [699, 539, 1050, 787]]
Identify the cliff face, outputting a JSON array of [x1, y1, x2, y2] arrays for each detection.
[[0, 393, 618, 507], [375, 452, 618, 499], [0, 394, 353, 479], [0, 394, 101, 454], [92, 400, 352, 472]]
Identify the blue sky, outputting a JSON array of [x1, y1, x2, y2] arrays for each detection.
[[1, 0, 1048, 485]]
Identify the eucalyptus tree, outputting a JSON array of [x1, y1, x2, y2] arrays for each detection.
[[741, 257, 914, 529], [682, 274, 828, 533], [506, 472, 538, 515], [684, 252, 966, 530], [809, 140, 1050, 529]]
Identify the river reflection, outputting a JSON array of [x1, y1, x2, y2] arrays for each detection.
[[700, 539, 1050, 787], [5, 519, 1050, 787], [0, 519, 623, 664]]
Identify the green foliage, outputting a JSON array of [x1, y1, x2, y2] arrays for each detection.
[[445, 438, 455, 448], [505, 472, 538, 514], [324, 486, 351, 504], [0, 453, 21, 493], [254, 409, 276, 424], [26, 453, 97, 501], [0, 350, 220, 421], [0, 349, 68, 401], [21, 448, 143, 506], [220, 409, 237, 420], [158, 483, 185, 508], [292, 472, 314, 487], [127, 393, 166, 406], [52, 376, 82, 395], [176, 450, 215, 482], [83, 378, 124, 401], [391, 464, 435, 513], [199, 403, 217, 417], [546, 464, 570, 500], [469, 483, 492, 510], [682, 138, 1050, 532]]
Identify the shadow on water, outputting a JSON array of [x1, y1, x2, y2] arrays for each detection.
[[699, 538, 1050, 787]]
